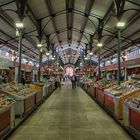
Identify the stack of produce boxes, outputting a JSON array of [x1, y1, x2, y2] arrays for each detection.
[[0, 92, 15, 136]]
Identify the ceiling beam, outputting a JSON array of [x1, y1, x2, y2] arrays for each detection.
[[102, 2, 114, 30], [0, 29, 38, 57], [127, 0, 140, 7], [100, 29, 140, 59], [0, 34, 36, 58], [45, 0, 61, 46], [0, 0, 14, 8], [100, 13, 140, 57], [0, 8, 38, 53], [77, 0, 95, 46], [102, 37, 140, 59], [66, 0, 75, 44]]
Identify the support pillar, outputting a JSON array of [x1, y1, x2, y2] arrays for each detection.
[[38, 52, 42, 82], [18, 30, 23, 83], [98, 49, 101, 80], [117, 29, 121, 85]]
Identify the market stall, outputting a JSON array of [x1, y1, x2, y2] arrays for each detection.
[[0, 92, 15, 136], [0, 83, 42, 116]]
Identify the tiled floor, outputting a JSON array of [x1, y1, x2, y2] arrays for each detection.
[[9, 84, 134, 140]]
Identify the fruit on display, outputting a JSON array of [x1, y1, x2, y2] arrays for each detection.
[[121, 80, 137, 88], [94, 79, 111, 89], [0, 83, 43, 97], [130, 97, 140, 108], [28, 84, 42, 91], [105, 84, 119, 93], [122, 80, 137, 85], [134, 83, 140, 88], [105, 79, 140, 97], [80, 76, 94, 86], [0, 93, 15, 109]]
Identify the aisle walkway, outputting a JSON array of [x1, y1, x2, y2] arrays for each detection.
[[9, 84, 133, 140]]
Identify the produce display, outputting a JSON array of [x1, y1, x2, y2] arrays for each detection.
[[0, 83, 42, 97], [80, 76, 140, 138], [0, 93, 15, 109], [94, 79, 115, 89], [128, 95, 140, 109], [80, 76, 93, 84], [121, 80, 137, 88], [105, 79, 140, 97], [0, 80, 54, 138], [105, 84, 119, 93], [29, 84, 42, 91]]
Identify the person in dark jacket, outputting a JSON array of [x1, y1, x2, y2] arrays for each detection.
[[21, 75, 26, 85], [71, 75, 77, 90]]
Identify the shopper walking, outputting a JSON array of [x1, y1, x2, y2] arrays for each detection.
[[55, 75, 61, 89], [71, 75, 77, 90], [21, 75, 26, 85]]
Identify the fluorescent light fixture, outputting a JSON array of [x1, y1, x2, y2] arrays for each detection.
[[16, 29, 20, 37], [80, 62, 83, 66], [46, 52, 50, 56], [117, 22, 125, 28], [11, 56, 15, 61], [40, 48, 43, 52], [97, 43, 103, 47], [15, 22, 24, 29], [84, 57, 88, 60], [89, 52, 93, 55], [37, 44, 42, 47]]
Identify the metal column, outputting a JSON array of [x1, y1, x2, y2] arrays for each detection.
[[98, 49, 101, 80], [117, 29, 121, 85], [38, 52, 42, 82], [18, 29, 23, 83], [90, 56, 92, 77]]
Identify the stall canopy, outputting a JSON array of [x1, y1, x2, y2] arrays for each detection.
[[0, 0, 139, 65]]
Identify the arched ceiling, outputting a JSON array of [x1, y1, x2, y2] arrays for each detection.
[[0, 0, 139, 65]]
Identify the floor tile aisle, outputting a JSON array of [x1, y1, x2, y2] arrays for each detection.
[[9, 84, 133, 140]]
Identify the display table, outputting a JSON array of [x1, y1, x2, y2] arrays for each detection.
[[35, 90, 43, 104], [104, 91, 115, 113], [123, 101, 130, 127], [43, 84, 51, 97], [0, 107, 11, 135], [24, 94, 35, 113], [129, 105, 140, 134], [91, 87, 96, 98], [96, 88, 105, 105], [87, 84, 91, 93], [1, 91, 36, 116]]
